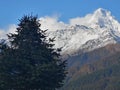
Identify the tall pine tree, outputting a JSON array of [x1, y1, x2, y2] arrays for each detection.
[[0, 15, 67, 90]]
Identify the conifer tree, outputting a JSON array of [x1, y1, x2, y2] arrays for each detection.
[[0, 15, 67, 90]]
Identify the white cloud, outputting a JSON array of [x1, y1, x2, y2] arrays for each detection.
[[7, 24, 17, 34], [69, 14, 93, 26], [38, 13, 94, 31], [0, 24, 17, 39], [39, 15, 68, 31], [0, 14, 95, 39], [0, 14, 92, 39], [0, 29, 6, 39]]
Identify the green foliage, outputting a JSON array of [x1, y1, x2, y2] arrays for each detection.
[[0, 15, 67, 90]]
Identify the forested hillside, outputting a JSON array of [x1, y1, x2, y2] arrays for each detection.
[[61, 44, 120, 90]]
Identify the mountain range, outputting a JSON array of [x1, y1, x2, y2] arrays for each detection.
[[40, 8, 120, 90], [40, 8, 120, 57]]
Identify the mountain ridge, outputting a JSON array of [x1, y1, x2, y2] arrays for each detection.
[[40, 8, 120, 56]]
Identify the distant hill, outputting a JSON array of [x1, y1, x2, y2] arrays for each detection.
[[61, 44, 120, 90], [63, 63, 120, 90], [67, 44, 120, 78]]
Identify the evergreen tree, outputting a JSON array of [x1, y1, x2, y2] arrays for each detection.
[[0, 15, 67, 90]]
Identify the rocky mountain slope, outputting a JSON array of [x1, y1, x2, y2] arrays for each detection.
[[61, 44, 120, 90]]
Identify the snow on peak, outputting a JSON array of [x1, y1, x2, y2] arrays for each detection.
[[88, 8, 115, 28], [45, 8, 120, 55], [69, 8, 120, 29], [94, 8, 109, 17], [39, 8, 119, 31]]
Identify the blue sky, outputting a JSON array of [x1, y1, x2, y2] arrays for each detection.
[[0, 0, 120, 29]]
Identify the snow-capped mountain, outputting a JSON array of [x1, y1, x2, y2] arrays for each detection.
[[40, 8, 120, 56]]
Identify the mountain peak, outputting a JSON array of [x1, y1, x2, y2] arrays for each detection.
[[69, 8, 115, 28], [88, 8, 116, 28], [93, 8, 111, 17], [91, 8, 112, 19]]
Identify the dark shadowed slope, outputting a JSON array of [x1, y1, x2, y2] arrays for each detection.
[[61, 44, 120, 90]]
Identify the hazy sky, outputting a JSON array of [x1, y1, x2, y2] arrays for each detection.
[[0, 0, 120, 29]]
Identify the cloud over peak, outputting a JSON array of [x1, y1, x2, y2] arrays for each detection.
[[39, 16, 68, 31]]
